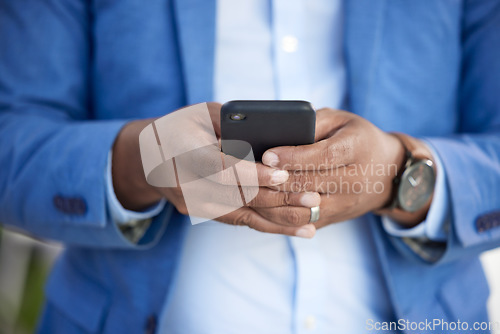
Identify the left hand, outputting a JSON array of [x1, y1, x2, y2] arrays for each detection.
[[254, 108, 408, 230]]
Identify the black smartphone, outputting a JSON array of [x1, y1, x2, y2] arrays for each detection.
[[221, 100, 316, 161]]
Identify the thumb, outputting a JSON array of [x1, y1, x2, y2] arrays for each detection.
[[261, 140, 330, 171], [262, 109, 354, 170]]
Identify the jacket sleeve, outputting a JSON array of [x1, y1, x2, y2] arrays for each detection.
[[0, 0, 168, 248], [389, 0, 500, 264]]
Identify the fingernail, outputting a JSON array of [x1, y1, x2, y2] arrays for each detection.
[[271, 170, 289, 185], [300, 192, 321, 207], [296, 224, 315, 239], [262, 151, 279, 167]]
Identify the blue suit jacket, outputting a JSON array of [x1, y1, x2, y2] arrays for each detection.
[[1, 0, 500, 333]]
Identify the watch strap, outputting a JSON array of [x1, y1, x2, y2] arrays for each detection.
[[374, 133, 436, 224], [391, 132, 433, 161]]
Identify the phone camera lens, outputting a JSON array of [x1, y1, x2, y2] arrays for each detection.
[[229, 113, 246, 121]]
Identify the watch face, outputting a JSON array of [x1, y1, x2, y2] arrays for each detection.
[[398, 160, 435, 212]]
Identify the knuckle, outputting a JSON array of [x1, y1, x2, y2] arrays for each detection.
[[176, 203, 189, 215], [234, 210, 253, 227], [282, 191, 291, 206], [295, 172, 312, 192], [258, 189, 283, 207], [324, 143, 339, 167], [286, 209, 302, 226]]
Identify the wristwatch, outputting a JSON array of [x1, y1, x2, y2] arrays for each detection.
[[387, 133, 436, 213]]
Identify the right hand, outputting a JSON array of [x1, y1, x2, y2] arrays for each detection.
[[112, 102, 319, 238]]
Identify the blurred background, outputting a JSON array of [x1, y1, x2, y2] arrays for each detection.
[[0, 225, 499, 334], [0, 227, 61, 334]]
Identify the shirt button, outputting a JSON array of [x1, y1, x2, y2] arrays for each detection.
[[304, 315, 317, 330], [144, 314, 157, 334], [282, 35, 299, 53], [53, 195, 87, 215]]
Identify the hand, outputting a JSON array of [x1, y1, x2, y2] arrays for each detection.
[[256, 108, 429, 229], [112, 102, 319, 238]]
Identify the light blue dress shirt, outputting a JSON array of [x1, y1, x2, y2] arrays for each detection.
[[105, 0, 449, 332]]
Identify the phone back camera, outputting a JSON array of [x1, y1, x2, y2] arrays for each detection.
[[229, 113, 246, 121]]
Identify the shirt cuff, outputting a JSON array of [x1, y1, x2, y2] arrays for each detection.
[[382, 141, 449, 242], [105, 151, 166, 225]]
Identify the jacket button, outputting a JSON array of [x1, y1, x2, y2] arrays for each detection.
[[476, 211, 500, 233], [144, 314, 157, 334], [53, 195, 87, 215]]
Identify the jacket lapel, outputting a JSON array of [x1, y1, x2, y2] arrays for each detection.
[[173, 0, 388, 108], [172, 0, 216, 104], [344, 0, 387, 116]]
